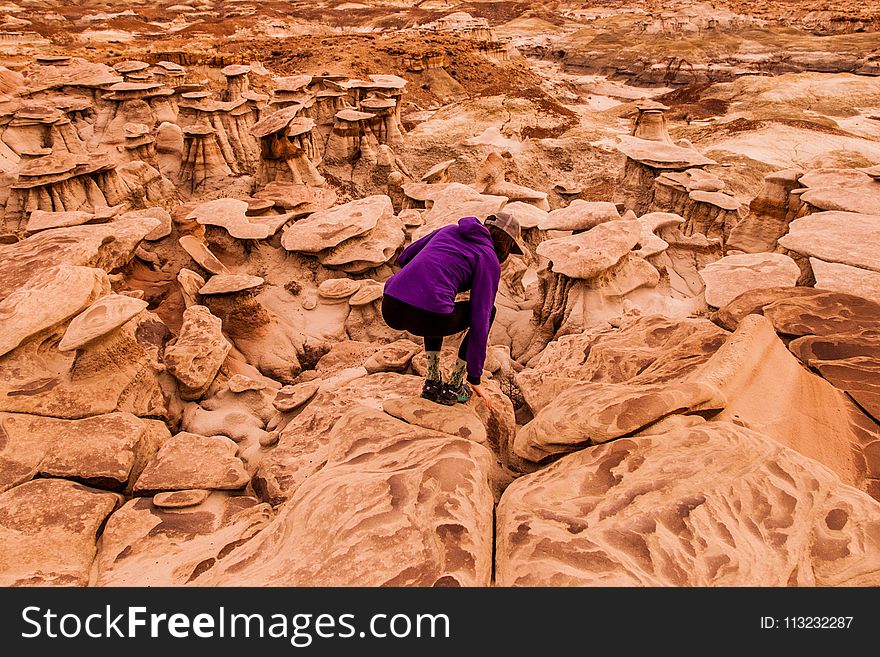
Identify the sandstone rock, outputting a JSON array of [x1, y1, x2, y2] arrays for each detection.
[[349, 282, 385, 306], [95, 492, 272, 585], [536, 220, 642, 279], [126, 207, 173, 241], [0, 412, 163, 493], [363, 339, 421, 374], [810, 258, 880, 305], [727, 169, 805, 254], [58, 294, 149, 351], [152, 489, 209, 509], [778, 211, 880, 273], [201, 406, 494, 586], [133, 432, 249, 495], [177, 268, 205, 308], [514, 379, 725, 462], [0, 479, 121, 586], [409, 183, 507, 240], [497, 421, 880, 586], [199, 274, 264, 295], [799, 168, 880, 215], [178, 235, 230, 275], [253, 182, 337, 215], [187, 198, 292, 240], [692, 314, 879, 495], [501, 201, 549, 229], [538, 200, 621, 231], [318, 277, 361, 300], [272, 381, 320, 413], [317, 211, 405, 272], [383, 397, 488, 444], [616, 135, 716, 168], [163, 305, 231, 400], [473, 151, 549, 210], [698, 253, 801, 308], [789, 335, 880, 425], [282, 195, 393, 253]]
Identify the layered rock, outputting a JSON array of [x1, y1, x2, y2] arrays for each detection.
[[163, 305, 231, 400]]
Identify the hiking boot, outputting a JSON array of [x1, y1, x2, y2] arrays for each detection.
[[421, 379, 457, 406], [444, 382, 472, 404]]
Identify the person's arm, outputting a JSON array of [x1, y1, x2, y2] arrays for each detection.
[[465, 252, 501, 386], [396, 228, 440, 267]]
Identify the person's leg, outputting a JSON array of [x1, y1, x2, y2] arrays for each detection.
[[449, 305, 497, 389], [423, 336, 443, 383]]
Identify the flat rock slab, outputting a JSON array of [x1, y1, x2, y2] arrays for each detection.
[[272, 381, 320, 412], [363, 339, 421, 373], [0, 264, 110, 357], [163, 305, 231, 400], [188, 199, 291, 240], [811, 258, 880, 305], [199, 274, 264, 295], [790, 334, 880, 423], [698, 252, 801, 308], [318, 277, 361, 299], [383, 396, 488, 444], [778, 211, 880, 273], [711, 287, 880, 334], [538, 200, 620, 231], [25, 210, 97, 233], [58, 294, 148, 351], [317, 212, 405, 270], [0, 412, 158, 493], [95, 492, 273, 585], [515, 380, 725, 462], [133, 432, 249, 494], [200, 407, 494, 586], [616, 135, 716, 168], [497, 421, 880, 586], [0, 479, 121, 586], [152, 489, 210, 509], [536, 220, 642, 280], [502, 201, 548, 230], [282, 195, 393, 253]]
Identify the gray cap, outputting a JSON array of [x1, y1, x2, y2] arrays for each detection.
[[485, 212, 524, 255]]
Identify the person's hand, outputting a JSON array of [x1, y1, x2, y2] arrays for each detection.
[[471, 383, 491, 410]]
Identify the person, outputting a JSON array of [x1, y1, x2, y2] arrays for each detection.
[[381, 212, 524, 406]]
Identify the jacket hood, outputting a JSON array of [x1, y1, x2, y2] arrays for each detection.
[[457, 216, 492, 244]]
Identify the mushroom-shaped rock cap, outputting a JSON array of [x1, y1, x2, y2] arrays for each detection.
[[199, 274, 265, 295], [181, 91, 211, 100], [502, 201, 549, 230], [286, 117, 316, 137], [123, 122, 151, 138], [282, 195, 393, 253], [107, 81, 163, 92], [421, 159, 456, 182], [349, 282, 385, 306], [538, 200, 621, 231], [318, 277, 362, 299], [274, 74, 312, 91], [58, 293, 149, 351], [635, 99, 670, 111], [536, 220, 643, 279], [114, 60, 150, 74], [318, 212, 406, 269], [242, 91, 269, 102], [361, 97, 396, 110], [14, 103, 63, 122], [366, 74, 407, 89], [221, 64, 251, 77], [689, 190, 741, 211], [335, 108, 375, 122], [250, 105, 302, 138], [183, 124, 216, 136], [36, 55, 71, 63], [254, 182, 338, 214], [616, 135, 716, 168], [156, 61, 186, 72], [272, 381, 320, 412], [187, 198, 292, 240], [19, 152, 83, 177]]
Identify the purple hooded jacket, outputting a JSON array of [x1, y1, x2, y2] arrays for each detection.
[[383, 217, 500, 384]]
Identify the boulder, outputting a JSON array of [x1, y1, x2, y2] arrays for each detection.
[[58, 293, 149, 352], [0, 479, 121, 586], [282, 195, 393, 253], [163, 305, 231, 400], [810, 258, 880, 305], [537, 200, 621, 231], [778, 211, 880, 273], [698, 253, 801, 308], [133, 433, 249, 494], [536, 220, 642, 279], [497, 421, 880, 586], [200, 406, 494, 586]]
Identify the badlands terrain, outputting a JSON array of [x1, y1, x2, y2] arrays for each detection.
[[0, 0, 879, 586]]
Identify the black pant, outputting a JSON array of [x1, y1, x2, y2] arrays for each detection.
[[381, 294, 496, 359]]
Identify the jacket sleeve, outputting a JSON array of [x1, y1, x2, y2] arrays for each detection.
[[465, 252, 501, 385], [396, 228, 440, 267]]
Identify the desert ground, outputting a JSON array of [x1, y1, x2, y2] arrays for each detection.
[[0, 0, 878, 586]]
